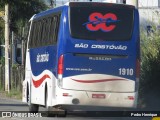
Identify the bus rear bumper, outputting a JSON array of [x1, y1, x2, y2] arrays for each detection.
[[54, 89, 138, 110]]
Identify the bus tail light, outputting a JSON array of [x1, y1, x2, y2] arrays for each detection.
[[58, 55, 64, 75], [58, 55, 64, 87]]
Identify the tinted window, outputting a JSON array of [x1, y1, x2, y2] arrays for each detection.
[[29, 13, 61, 48], [70, 4, 134, 41]]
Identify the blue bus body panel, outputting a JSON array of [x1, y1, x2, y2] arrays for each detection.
[[30, 46, 57, 77]]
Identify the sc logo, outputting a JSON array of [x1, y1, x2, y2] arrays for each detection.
[[83, 12, 120, 32]]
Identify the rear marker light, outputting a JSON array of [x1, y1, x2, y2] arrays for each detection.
[[128, 96, 134, 100], [63, 93, 69, 96], [62, 93, 73, 97]]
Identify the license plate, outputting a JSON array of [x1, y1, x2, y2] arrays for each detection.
[[92, 94, 106, 99]]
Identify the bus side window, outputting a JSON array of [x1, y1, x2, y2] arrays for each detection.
[[46, 17, 52, 45], [29, 22, 36, 48], [37, 20, 42, 47], [50, 16, 56, 44], [29, 24, 33, 48], [49, 14, 60, 45], [41, 19, 47, 46], [54, 14, 60, 44], [34, 22, 39, 48], [53, 16, 58, 44], [29, 14, 61, 48]]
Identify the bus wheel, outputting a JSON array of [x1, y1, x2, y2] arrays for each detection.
[[27, 85, 39, 113], [45, 87, 55, 117], [57, 110, 67, 117], [29, 104, 39, 113]]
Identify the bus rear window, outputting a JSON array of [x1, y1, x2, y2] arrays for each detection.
[[70, 3, 134, 41]]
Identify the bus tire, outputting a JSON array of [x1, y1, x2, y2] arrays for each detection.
[[57, 110, 67, 117], [29, 104, 39, 113], [27, 84, 39, 113], [45, 86, 55, 117]]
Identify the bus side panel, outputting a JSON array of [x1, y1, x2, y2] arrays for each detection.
[[29, 46, 57, 106], [22, 49, 31, 103]]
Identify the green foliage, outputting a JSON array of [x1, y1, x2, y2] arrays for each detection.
[[9, 0, 48, 35], [12, 63, 19, 69], [0, 83, 4, 91], [0, 19, 4, 42], [0, 0, 48, 43], [0, 19, 4, 30], [140, 26, 160, 109], [141, 27, 160, 60], [0, 57, 4, 65]]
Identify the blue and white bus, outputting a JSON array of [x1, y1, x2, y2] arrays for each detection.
[[22, 2, 140, 116]]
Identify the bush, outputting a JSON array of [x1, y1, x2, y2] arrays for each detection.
[[140, 26, 160, 110]]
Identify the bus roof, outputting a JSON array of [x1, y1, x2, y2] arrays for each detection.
[[29, 5, 66, 21], [29, 2, 135, 21]]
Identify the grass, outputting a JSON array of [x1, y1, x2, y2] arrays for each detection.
[[0, 82, 22, 100], [6, 89, 22, 100], [0, 88, 22, 100]]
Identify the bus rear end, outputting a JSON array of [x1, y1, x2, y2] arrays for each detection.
[[56, 2, 140, 109]]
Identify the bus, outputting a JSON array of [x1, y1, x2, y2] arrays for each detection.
[[22, 2, 140, 116]]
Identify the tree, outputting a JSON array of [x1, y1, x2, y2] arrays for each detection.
[[0, 0, 48, 63], [0, 0, 48, 38]]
